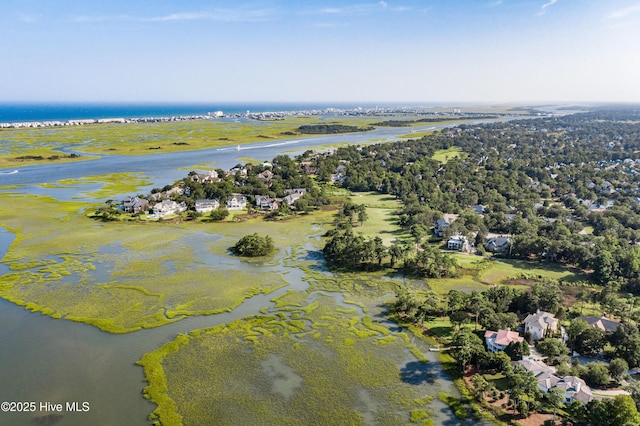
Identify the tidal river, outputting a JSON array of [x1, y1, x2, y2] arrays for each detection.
[[0, 119, 502, 425]]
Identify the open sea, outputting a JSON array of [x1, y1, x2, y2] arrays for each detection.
[[0, 102, 416, 123]]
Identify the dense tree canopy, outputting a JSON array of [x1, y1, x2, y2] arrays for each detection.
[[230, 233, 275, 257]]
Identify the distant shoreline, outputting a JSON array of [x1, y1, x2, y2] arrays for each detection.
[[0, 104, 502, 129]]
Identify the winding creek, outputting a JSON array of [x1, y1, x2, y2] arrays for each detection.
[[0, 120, 504, 425]]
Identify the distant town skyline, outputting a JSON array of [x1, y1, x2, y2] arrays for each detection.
[[1, 0, 639, 103]]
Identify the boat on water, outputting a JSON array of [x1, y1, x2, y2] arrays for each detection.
[[236, 145, 241, 151], [0, 170, 18, 175]]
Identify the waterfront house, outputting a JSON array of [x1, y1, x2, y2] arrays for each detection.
[[195, 199, 220, 213], [153, 200, 187, 217], [123, 196, 149, 214], [485, 329, 524, 353], [226, 194, 247, 210], [255, 195, 279, 211]]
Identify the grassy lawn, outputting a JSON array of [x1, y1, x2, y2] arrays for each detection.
[[423, 316, 475, 339], [478, 258, 582, 284], [349, 192, 407, 246], [483, 373, 510, 390], [432, 146, 466, 163], [350, 191, 401, 209], [428, 275, 487, 294]]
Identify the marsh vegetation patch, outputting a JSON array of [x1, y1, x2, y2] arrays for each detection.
[[139, 294, 438, 425]]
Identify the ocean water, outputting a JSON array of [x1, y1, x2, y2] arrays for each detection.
[[0, 102, 399, 123]]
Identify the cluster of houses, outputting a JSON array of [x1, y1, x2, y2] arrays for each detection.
[[120, 163, 308, 218], [483, 310, 623, 404], [434, 209, 512, 254]]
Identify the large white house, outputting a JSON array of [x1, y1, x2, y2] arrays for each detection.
[[447, 235, 469, 251], [524, 310, 559, 340], [153, 200, 187, 217], [538, 374, 594, 404], [195, 199, 220, 213], [226, 194, 247, 210], [484, 329, 524, 353]]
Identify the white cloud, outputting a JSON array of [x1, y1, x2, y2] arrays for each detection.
[[316, 2, 407, 16], [537, 0, 558, 16], [71, 8, 277, 24], [486, 0, 503, 7], [608, 4, 640, 20]]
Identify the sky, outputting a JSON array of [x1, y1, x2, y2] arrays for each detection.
[[1, 0, 639, 104]]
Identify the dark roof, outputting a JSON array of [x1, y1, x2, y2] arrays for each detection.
[[576, 316, 620, 333]]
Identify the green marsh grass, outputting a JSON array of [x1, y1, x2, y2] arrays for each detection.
[[0, 193, 331, 333], [0, 116, 386, 167], [139, 294, 437, 425]]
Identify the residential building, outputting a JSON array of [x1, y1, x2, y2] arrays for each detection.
[[484, 329, 524, 353], [537, 372, 562, 394], [226, 194, 247, 210], [153, 200, 187, 217], [447, 235, 469, 251], [434, 218, 451, 237], [554, 376, 594, 404], [524, 310, 559, 341], [282, 188, 306, 206], [190, 170, 218, 183], [471, 204, 486, 215], [257, 170, 274, 183], [255, 195, 278, 211], [434, 214, 459, 237], [516, 359, 556, 377], [123, 196, 149, 214], [576, 315, 621, 333], [486, 237, 510, 253], [195, 199, 220, 213]]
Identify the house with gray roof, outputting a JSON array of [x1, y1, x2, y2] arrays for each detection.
[[576, 315, 620, 333]]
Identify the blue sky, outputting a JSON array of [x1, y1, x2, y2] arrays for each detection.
[[1, 0, 639, 103]]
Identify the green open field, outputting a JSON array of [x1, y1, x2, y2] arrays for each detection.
[[349, 192, 407, 246], [431, 146, 466, 163], [477, 258, 580, 284], [422, 254, 585, 295]]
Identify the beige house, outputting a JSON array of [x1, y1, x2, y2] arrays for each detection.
[[524, 310, 559, 340]]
